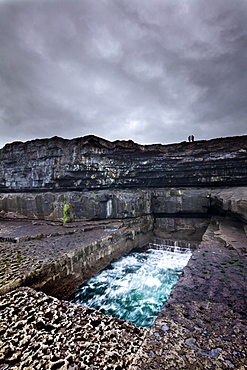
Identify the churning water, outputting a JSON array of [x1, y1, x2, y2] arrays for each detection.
[[72, 247, 191, 327]]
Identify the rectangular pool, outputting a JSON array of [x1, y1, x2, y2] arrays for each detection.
[[72, 246, 192, 327]]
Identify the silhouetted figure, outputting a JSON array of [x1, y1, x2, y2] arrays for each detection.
[[188, 135, 195, 142]]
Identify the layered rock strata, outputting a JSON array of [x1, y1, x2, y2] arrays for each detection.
[[0, 135, 246, 192]]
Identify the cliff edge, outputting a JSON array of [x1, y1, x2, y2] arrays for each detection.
[[0, 135, 246, 192]]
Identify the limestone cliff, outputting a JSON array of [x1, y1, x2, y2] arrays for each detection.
[[0, 135, 246, 192]]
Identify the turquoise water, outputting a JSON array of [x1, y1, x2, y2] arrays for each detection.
[[72, 248, 191, 327]]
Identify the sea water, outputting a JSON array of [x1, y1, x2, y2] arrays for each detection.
[[72, 248, 191, 327]]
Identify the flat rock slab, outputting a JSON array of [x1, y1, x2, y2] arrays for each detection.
[[0, 220, 65, 241], [0, 219, 119, 242], [0, 219, 126, 297]]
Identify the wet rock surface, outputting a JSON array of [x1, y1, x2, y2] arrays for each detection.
[[131, 300, 247, 370], [153, 217, 209, 243]]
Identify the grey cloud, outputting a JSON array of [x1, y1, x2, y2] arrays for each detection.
[[0, 0, 247, 148]]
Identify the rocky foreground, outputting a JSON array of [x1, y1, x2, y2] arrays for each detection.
[[0, 215, 246, 369]]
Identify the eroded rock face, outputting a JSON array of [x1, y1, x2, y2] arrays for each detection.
[[0, 135, 246, 191], [211, 187, 247, 222], [153, 217, 209, 242], [0, 188, 211, 222], [0, 287, 147, 369]]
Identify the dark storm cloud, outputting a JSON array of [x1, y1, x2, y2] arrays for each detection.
[[0, 0, 247, 148]]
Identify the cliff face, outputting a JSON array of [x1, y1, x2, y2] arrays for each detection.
[[0, 135, 246, 192], [0, 188, 211, 222]]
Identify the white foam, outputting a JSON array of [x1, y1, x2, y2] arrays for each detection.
[[145, 276, 162, 287]]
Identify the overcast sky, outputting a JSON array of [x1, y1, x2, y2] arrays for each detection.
[[0, 0, 247, 148]]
